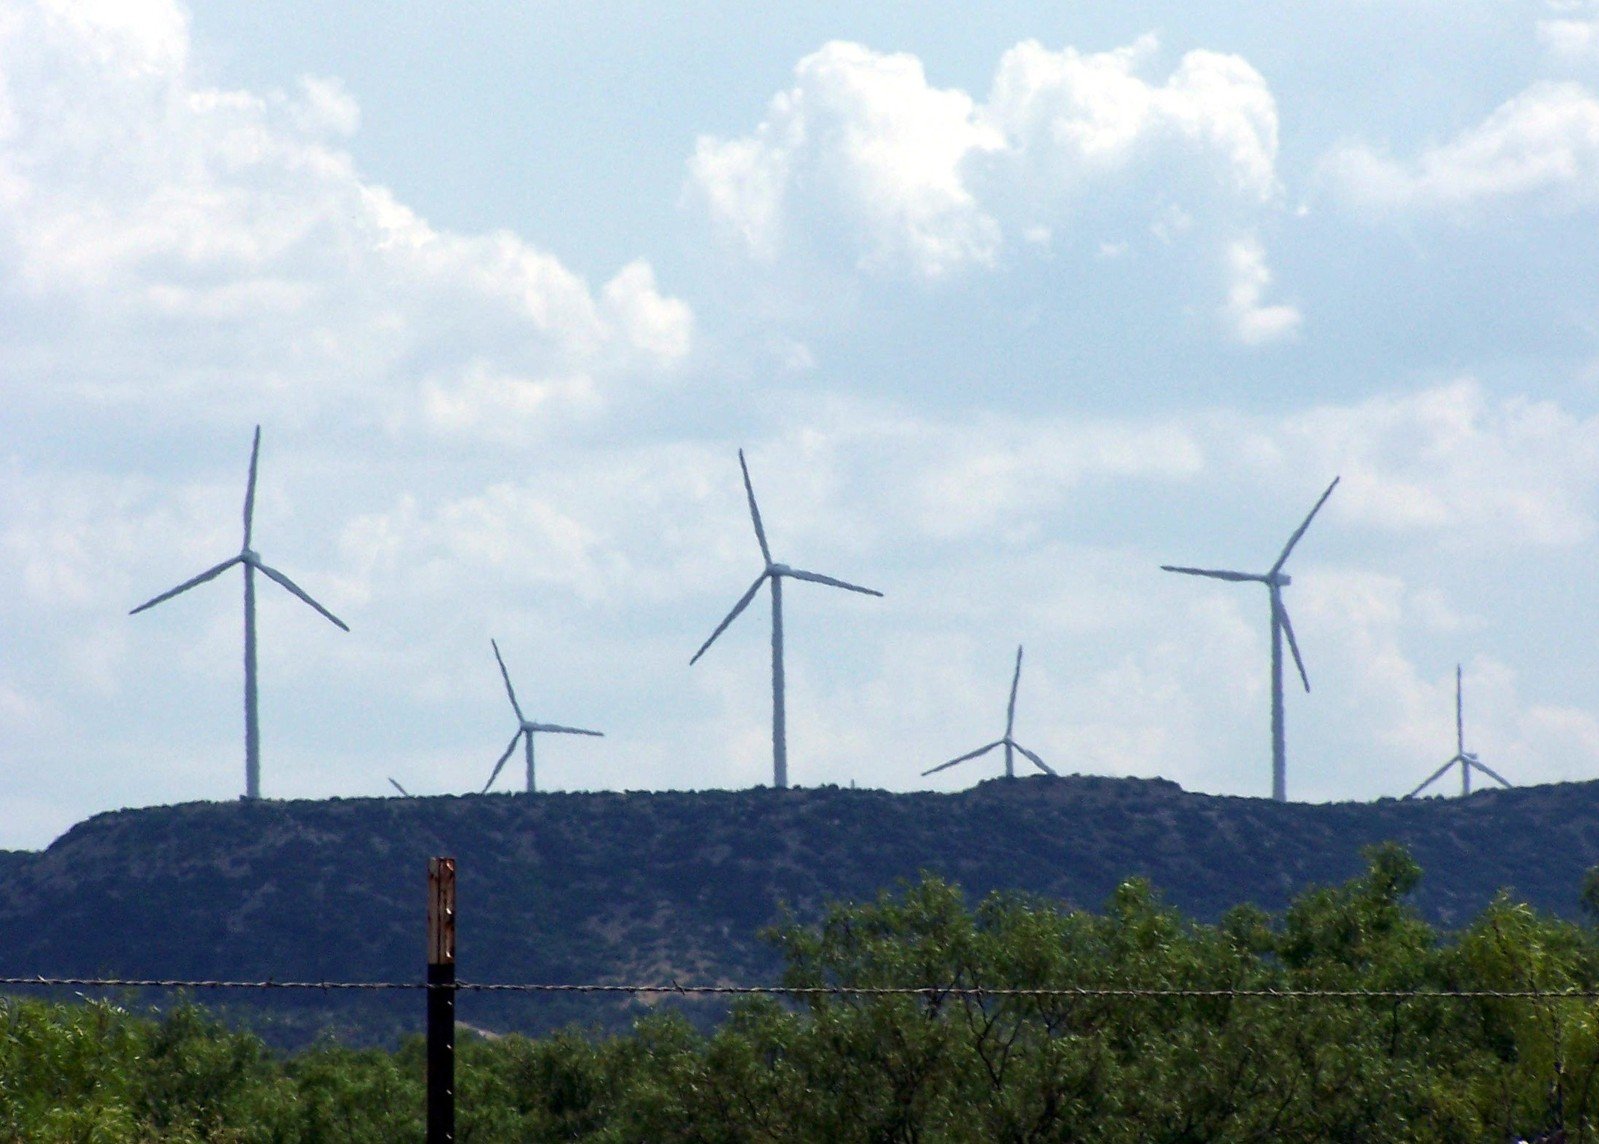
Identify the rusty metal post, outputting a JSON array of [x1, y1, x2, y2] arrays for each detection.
[[427, 857, 456, 1144]]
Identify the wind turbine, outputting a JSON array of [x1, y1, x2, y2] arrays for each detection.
[[482, 639, 602, 794], [1161, 476, 1339, 802], [691, 449, 883, 789], [131, 426, 348, 800], [388, 778, 413, 797], [923, 645, 1057, 782], [1404, 665, 1512, 799]]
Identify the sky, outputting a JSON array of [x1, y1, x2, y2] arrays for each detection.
[[6, 0, 1599, 849]]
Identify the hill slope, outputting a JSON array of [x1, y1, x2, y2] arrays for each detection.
[[0, 775, 1594, 1043]]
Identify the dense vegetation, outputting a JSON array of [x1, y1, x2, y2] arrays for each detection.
[[11, 776, 1599, 1044], [11, 848, 1599, 1140]]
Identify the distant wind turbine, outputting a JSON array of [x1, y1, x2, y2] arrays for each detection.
[[923, 645, 1057, 781], [1404, 665, 1512, 799], [482, 639, 603, 794], [1161, 476, 1339, 803], [691, 449, 883, 789], [388, 778, 413, 797], [131, 426, 348, 800]]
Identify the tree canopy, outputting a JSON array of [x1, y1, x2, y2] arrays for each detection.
[[7, 846, 1599, 1140]]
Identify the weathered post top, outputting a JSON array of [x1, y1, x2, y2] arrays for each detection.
[[428, 856, 456, 967]]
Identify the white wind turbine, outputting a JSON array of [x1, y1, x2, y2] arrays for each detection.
[[481, 639, 603, 794], [131, 426, 348, 800], [1161, 477, 1339, 802], [691, 449, 883, 789], [1404, 665, 1512, 799], [923, 645, 1057, 782]]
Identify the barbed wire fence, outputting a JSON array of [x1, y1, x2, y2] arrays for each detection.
[[6, 976, 1599, 1001], [8, 855, 1599, 1142]]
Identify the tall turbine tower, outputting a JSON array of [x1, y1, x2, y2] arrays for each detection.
[[482, 640, 603, 794], [1404, 665, 1512, 798], [131, 426, 348, 800], [1161, 476, 1339, 802], [923, 645, 1057, 781], [691, 449, 882, 788]]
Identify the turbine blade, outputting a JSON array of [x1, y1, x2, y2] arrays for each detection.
[[922, 740, 1002, 776], [1271, 476, 1340, 574], [482, 731, 522, 793], [254, 561, 350, 631], [1456, 664, 1465, 756], [783, 568, 883, 597], [1275, 595, 1310, 692], [129, 555, 242, 615], [531, 723, 604, 737], [738, 449, 771, 565], [1160, 565, 1263, 583], [243, 425, 261, 549], [1469, 759, 1514, 789], [690, 573, 768, 664], [1013, 742, 1058, 777], [1403, 758, 1457, 800], [491, 639, 525, 721], [388, 778, 411, 797], [1005, 645, 1023, 738]]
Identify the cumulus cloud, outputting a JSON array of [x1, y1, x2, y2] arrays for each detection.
[[1322, 81, 1599, 213], [980, 36, 1279, 203], [0, 0, 692, 433], [1220, 237, 1301, 344], [687, 35, 1294, 331], [689, 41, 1004, 278]]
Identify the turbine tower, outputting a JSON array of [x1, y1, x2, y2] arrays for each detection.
[[1404, 665, 1512, 799], [1161, 476, 1339, 802], [923, 645, 1057, 781], [691, 449, 883, 789], [482, 639, 602, 794], [131, 426, 348, 800]]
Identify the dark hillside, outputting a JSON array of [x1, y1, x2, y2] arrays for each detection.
[[0, 775, 1595, 1043]]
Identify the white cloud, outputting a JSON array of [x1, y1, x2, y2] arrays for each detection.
[[1322, 81, 1599, 213], [688, 35, 1288, 318], [981, 36, 1279, 203], [0, 0, 692, 433], [689, 41, 1004, 278], [1540, 16, 1599, 64], [36, 0, 187, 75], [1252, 381, 1599, 545], [1220, 237, 1300, 344]]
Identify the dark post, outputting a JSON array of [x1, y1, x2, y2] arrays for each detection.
[[427, 857, 456, 1143]]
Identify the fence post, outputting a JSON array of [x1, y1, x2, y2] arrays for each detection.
[[427, 857, 457, 1144]]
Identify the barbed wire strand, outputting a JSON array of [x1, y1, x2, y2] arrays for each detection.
[[4, 976, 1599, 1001]]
